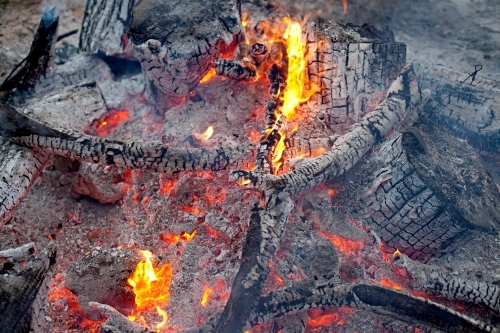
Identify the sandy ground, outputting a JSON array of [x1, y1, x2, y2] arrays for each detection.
[[1, 0, 499, 84]]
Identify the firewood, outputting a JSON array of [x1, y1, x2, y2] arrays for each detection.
[[360, 122, 500, 261], [231, 63, 422, 205], [90, 302, 154, 333], [80, 0, 136, 56], [128, 0, 244, 113], [0, 242, 36, 266], [393, 252, 500, 315], [0, 243, 56, 333], [215, 59, 257, 81], [0, 8, 59, 105]]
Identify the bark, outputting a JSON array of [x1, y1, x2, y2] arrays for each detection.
[[231, 63, 422, 205], [0, 82, 108, 227], [305, 19, 407, 135], [360, 122, 500, 261], [0, 8, 59, 105], [213, 198, 294, 332], [0, 243, 56, 333], [413, 61, 500, 157], [393, 252, 500, 315], [80, 0, 135, 56], [215, 59, 257, 81], [128, 0, 244, 113]]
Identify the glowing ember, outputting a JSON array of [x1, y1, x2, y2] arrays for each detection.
[[319, 232, 364, 255], [160, 230, 197, 245], [127, 250, 172, 332], [93, 110, 130, 137], [159, 178, 176, 196], [393, 249, 402, 258], [193, 126, 214, 142], [200, 285, 213, 307], [199, 68, 217, 83], [380, 279, 404, 291], [307, 313, 340, 327]]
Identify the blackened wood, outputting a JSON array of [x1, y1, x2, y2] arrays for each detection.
[[0, 243, 56, 333], [128, 0, 244, 113], [80, 0, 135, 56], [0, 8, 59, 105], [215, 59, 256, 81]]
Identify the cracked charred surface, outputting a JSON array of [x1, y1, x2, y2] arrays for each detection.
[[359, 122, 500, 261], [0, 82, 108, 227], [128, 0, 244, 114], [231, 63, 421, 204]]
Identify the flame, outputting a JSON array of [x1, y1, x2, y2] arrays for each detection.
[[93, 110, 130, 137], [271, 131, 287, 173], [193, 126, 214, 142], [201, 285, 213, 307], [393, 249, 402, 257], [200, 68, 216, 83], [341, 0, 348, 14], [239, 179, 251, 186], [380, 279, 403, 291], [127, 250, 172, 332], [307, 313, 339, 327], [160, 230, 197, 245], [319, 232, 364, 255]]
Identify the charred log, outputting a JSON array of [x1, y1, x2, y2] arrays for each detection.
[[360, 122, 500, 261], [0, 8, 59, 105], [231, 63, 422, 204], [90, 302, 154, 333], [215, 59, 257, 81], [0, 243, 56, 333], [128, 0, 244, 113], [80, 0, 135, 57]]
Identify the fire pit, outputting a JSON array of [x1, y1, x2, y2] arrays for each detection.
[[1, 0, 500, 332]]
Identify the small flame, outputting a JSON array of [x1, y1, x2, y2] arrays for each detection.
[[193, 126, 214, 142], [200, 68, 217, 83], [341, 0, 348, 14], [93, 110, 130, 137], [393, 249, 402, 257], [127, 250, 172, 332], [201, 285, 213, 307], [160, 230, 197, 245], [380, 279, 404, 291]]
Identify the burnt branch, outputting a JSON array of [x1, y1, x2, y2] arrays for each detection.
[[215, 59, 257, 81], [231, 63, 422, 204]]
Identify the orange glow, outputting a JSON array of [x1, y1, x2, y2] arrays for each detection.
[[159, 179, 176, 196], [193, 126, 214, 142], [328, 189, 335, 197], [307, 313, 339, 327], [127, 250, 172, 332], [341, 0, 348, 14], [248, 129, 261, 142], [239, 179, 251, 186], [319, 232, 364, 255], [380, 279, 404, 291], [94, 110, 130, 137], [271, 131, 287, 173], [200, 68, 217, 83], [160, 230, 197, 245], [201, 285, 213, 307], [393, 249, 402, 257], [180, 205, 202, 216]]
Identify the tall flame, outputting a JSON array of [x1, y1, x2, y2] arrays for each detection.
[[127, 250, 172, 332]]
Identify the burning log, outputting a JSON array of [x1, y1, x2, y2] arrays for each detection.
[[128, 0, 244, 113], [0, 243, 56, 333], [80, 0, 136, 57], [215, 59, 257, 81], [393, 252, 500, 315], [232, 63, 422, 204], [0, 8, 59, 105], [90, 302, 154, 333], [414, 62, 500, 157], [360, 122, 500, 261], [0, 102, 256, 174], [0, 82, 108, 227]]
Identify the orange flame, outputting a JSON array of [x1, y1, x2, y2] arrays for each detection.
[[380, 279, 404, 291], [341, 0, 348, 15], [127, 250, 172, 332], [200, 68, 217, 83], [160, 230, 197, 245], [193, 126, 214, 142], [94, 110, 130, 137], [319, 232, 364, 255], [201, 285, 213, 307]]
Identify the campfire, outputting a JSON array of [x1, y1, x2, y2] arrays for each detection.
[[1, 0, 500, 333]]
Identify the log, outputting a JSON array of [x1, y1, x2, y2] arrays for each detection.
[[0, 243, 56, 333], [360, 122, 500, 261], [305, 20, 407, 135], [0, 242, 36, 268], [90, 302, 154, 333], [0, 8, 59, 105], [80, 0, 136, 57], [0, 82, 108, 227], [128, 0, 244, 113], [0, 102, 256, 175], [414, 61, 500, 157], [231, 63, 422, 205]]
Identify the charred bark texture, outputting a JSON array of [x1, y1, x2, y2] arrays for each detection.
[[0, 8, 59, 105], [414, 62, 500, 157], [0, 82, 108, 227], [305, 20, 407, 135], [231, 63, 421, 204], [214, 198, 293, 332], [215, 59, 257, 81], [80, 0, 135, 56], [0, 243, 56, 333], [361, 122, 500, 261], [90, 302, 154, 333], [128, 0, 244, 113]]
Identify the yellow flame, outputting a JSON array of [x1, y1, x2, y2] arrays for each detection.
[[127, 250, 172, 332], [194, 126, 214, 141], [393, 249, 402, 257], [201, 285, 213, 307], [200, 68, 216, 83], [239, 179, 251, 186]]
